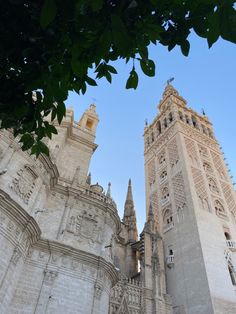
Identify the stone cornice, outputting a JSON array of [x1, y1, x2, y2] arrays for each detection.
[[33, 237, 119, 286], [0, 189, 41, 243]]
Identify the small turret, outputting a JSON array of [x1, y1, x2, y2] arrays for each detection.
[[123, 179, 138, 243], [106, 182, 111, 198], [86, 172, 91, 185], [78, 104, 99, 136]]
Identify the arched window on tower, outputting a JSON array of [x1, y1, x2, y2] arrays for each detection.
[[151, 132, 155, 142], [179, 111, 183, 121], [164, 117, 168, 128], [203, 161, 213, 173], [208, 128, 214, 138], [163, 208, 174, 233], [201, 124, 207, 134], [191, 115, 198, 128], [168, 112, 173, 123], [160, 170, 167, 183], [224, 228, 236, 250], [157, 121, 161, 136], [228, 262, 236, 286], [215, 200, 227, 219], [208, 178, 219, 194], [161, 187, 170, 205], [159, 154, 166, 165], [185, 115, 190, 124]]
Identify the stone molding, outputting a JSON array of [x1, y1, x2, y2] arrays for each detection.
[[27, 238, 119, 288], [0, 189, 41, 255]]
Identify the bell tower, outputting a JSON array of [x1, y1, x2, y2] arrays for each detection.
[[143, 84, 236, 314]]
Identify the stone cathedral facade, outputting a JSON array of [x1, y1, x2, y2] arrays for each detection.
[[0, 85, 236, 314]]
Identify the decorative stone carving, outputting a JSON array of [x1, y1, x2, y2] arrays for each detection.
[[94, 282, 103, 299], [66, 210, 102, 244], [44, 270, 58, 286], [11, 164, 38, 204], [11, 248, 21, 265]]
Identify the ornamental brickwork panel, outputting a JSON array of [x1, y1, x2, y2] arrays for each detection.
[[172, 172, 186, 209], [220, 181, 236, 215], [167, 138, 179, 168], [147, 160, 156, 185], [210, 151, 227, 180], [191, 167, 210, 211], [184, 137, 199, 166]]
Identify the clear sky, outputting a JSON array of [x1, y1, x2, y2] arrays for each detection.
[[65, 34, 236, 233]]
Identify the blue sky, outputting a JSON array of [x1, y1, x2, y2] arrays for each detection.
[[65, 34, 236, 233]]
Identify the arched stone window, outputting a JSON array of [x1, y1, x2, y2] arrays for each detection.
[[160, 170, 167, 182], [208, 178, 219, 193], [168, 112, 173, 123], [162, 208, 172, 223], [201, 124, 207, 134], [215, 200, 226, 218], [157, 121, 161, 135], [199, 146, 208, 158], [159, 154, 166, 165], [228, 262, 236, 286], [203, 161, 213, 173], [179, 111, 183, 121], [164, 117, 168, 128], [151, 132, 155, 142], [191, 115, 198, 128], [224, 231, 231, 240], [161, 187, 170, 205], [208, 128, 214, 138], [185, 115, 190, 124]]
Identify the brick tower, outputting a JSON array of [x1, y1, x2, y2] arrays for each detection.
[[143, 84, 236, 314]]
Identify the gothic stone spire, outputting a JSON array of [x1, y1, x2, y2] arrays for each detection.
[[123, 179, 138, 243]]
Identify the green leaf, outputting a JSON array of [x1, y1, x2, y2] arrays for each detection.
[[19, 133, 34, 151], [51, 106, 57, 122], [56, 102, 66, 124], [107, 65, 117, 74], [139, 46, 149, 60], [180, 40, 190, 56], [44, 121, 58, 139], [140, 59, 155, 77], [105, 71, 112, 83], [81, 82, 87, 95], [40, 0, 57, 29], [207, 10, 220, 48], [219, 4, 236, 44], [126, 69, 138, 89], [111, 15, 131, 55], [86, 76, 97, 86], [31, 141, 49, 157]]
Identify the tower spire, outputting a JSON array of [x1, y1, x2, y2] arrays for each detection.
[[123, 178, 134, 218], [106, 182, 111, 198], [123, 179, 138, 243]]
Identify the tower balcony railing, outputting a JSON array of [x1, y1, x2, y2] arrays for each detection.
[[226, 240, 236, 251], [166, 255, 174, 268]]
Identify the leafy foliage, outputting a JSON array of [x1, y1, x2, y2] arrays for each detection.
[[0, 0, 235, 155]]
